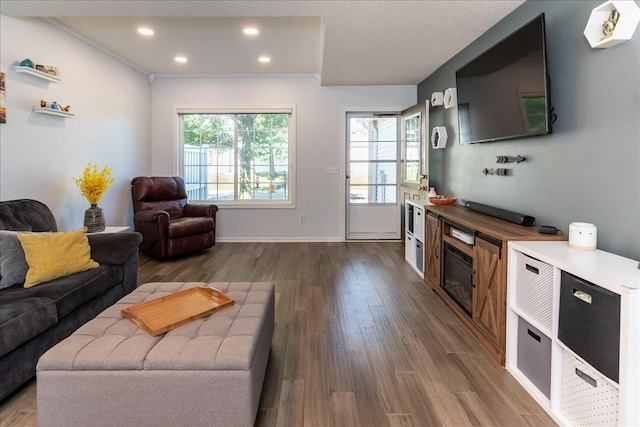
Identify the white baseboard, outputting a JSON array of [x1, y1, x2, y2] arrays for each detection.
[[216, 237, 343, 243], [216, 237, 403, 243]]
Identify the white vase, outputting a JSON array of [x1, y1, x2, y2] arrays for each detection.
[[427, 187, 437, 198]]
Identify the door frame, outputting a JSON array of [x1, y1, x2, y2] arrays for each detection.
[[400, 101, 429, 238], [341, 108, 402, 241]]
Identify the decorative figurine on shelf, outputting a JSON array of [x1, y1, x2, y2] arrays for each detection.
[[62, 105, 71, 112], [20, 58, 35, 68], [40, 100, 47, 108], [601, 8, 620, 40], [50, 101, 59, 110]]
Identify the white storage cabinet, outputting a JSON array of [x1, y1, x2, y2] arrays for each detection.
[[404, 200, 426, 277], [506, 241, 640, 426]]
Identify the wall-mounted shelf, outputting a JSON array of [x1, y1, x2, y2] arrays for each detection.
[[430, 92, 443, 107], [15, 66, 61, 83], [32, 107, 74, 118], [584, 0, 640, 48], [444, 88, 457, 109], [431, 126, 447, 149]]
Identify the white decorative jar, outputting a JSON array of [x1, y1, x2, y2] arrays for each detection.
[[569, 222, 597, 251]]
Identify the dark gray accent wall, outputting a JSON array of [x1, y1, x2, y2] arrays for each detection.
[[418, 0, 639, 260]]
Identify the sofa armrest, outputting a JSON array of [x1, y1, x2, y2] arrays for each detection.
[[184, 204, 218, 218], [87, 232, 142, 265]]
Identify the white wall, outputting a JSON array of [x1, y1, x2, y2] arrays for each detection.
[[151, 76, 415, 241], [0, 16, 151, 231]]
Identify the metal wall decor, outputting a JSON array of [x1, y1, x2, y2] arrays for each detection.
[[482, 168, 509, 176], [496, 155, 526, 164], [483, 154, 526, 175]]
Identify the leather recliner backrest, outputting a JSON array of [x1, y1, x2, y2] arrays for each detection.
[[131, 177, 188, 219]]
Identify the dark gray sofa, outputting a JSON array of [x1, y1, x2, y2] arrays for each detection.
[[0, 199, 142, 401]]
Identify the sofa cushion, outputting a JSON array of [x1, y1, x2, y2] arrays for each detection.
[[18, 229, 99, 288], [0, 295, 58, 357], [0, 199, 57, 232], [0, 230, 29, 289], [0, 265, 122, 319], [167, 217, 214, 238]]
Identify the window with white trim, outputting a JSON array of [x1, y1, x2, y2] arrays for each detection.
[[177, 108, 294, 206]]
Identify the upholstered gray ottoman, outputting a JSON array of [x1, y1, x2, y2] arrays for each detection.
[[37, 281, 274, 427]]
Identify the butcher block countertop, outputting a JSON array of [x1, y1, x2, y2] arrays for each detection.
[[424, 204, 568, 243]]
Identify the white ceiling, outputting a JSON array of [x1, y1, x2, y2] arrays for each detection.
[[0, 1, 526, 86]]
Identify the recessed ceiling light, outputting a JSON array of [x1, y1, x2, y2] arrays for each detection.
[[258, 56, 271, 63], [137, 27, 154, 36], [243, 27, 259, 36], [175, 56, 188, 63]]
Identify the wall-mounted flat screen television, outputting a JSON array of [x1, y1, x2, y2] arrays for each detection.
[[456, 14, 551, 144]]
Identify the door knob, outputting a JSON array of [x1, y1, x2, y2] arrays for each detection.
[[420, 174, 427, 180]]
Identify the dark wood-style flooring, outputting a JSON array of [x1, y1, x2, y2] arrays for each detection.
[[0, 242, 555, 426]]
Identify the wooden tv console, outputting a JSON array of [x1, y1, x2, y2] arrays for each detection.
[[421, 204, 566, 365]]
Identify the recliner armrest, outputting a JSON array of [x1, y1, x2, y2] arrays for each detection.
[[184, 204, 218, 218], [134, 209, 170, 224], [87, 232, 142, 265]]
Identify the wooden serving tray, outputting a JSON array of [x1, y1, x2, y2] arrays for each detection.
[[121, 287, 234, 336]]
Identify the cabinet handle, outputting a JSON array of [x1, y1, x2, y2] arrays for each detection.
[[572, 288, 593, 304], [575, 368, 597, 388], [527, 329, 541, 342], [525, 264, 539, 274]]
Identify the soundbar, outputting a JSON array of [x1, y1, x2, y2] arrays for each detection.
[[464, 201, 536, 226]]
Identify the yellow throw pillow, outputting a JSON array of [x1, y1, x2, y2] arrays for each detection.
[[17, 228, 99, 288]]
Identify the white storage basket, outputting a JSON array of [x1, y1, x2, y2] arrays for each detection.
[[561, 352, 619, 426], [515, 253, 554, 332]]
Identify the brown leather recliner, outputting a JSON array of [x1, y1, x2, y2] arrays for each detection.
[[131, 176, 218, 259]]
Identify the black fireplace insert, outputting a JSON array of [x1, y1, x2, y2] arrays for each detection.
[[443, 242, 474, 316]]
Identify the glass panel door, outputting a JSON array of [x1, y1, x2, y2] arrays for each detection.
[[346, 113, 400, 240], [403, 113, 421, 183]]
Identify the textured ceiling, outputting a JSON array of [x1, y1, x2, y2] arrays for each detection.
[[0, 0, 526, 85]]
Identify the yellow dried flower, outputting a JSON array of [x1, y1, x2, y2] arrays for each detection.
[[74, 162, 115, 205]]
